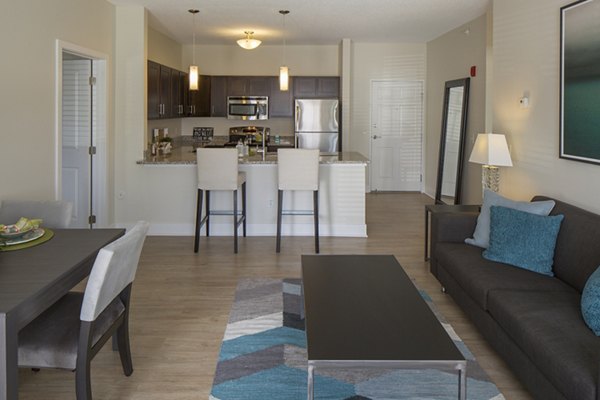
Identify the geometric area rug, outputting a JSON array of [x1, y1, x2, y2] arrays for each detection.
[[210, 278, 505, 400]]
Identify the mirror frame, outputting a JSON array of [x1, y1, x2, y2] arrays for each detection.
[[435, 77, 470, 205]]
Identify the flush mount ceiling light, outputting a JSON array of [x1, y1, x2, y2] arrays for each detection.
[[237, 31, 262, 50], [188, 9, 199, 91], [279, 10, 290, 91]]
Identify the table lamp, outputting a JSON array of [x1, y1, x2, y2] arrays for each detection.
[[469, 133, 513, 193]]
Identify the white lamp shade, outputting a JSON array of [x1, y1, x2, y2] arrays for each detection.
[[237, 38, 261, 50], [469, 133, 513, 167], [279, 66, 289, 91], [189, 65, 199, 91]]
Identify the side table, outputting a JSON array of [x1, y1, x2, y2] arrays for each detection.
[[424, 204, 480, 261]]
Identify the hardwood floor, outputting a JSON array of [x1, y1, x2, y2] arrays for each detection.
[[18, 192, 533, 399]]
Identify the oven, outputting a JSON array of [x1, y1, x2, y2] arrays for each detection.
[[227, 96, 269, 120]]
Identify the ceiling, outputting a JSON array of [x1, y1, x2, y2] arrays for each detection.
[[108, 0, 490, 46]]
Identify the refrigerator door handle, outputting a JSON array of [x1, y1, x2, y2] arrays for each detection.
[[295, 104, 301, 130]]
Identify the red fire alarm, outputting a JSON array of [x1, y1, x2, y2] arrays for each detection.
[[470, 66, 477, 77]]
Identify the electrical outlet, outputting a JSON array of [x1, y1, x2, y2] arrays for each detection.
[[268, 199, 273, 208]]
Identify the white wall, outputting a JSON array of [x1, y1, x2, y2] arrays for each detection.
[[493, 0, 600, 213], [425, 14, 488, 204], [349, 42, 427, 190], [0, 0, 115, 203]]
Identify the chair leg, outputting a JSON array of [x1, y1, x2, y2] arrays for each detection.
[[76, 322, 93, 400], [314, 190, 320, 254], [276, 190, 283, 253], [194, 189, 203, 253], [205, 190, 210, 237], [242, 182, 247, 237], [233, 189, 238, 254], [116, 318, 134, 376]]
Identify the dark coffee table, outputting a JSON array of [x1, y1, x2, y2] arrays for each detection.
[[301, 255, 466, 400]]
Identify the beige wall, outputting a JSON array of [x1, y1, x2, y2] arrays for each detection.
[[148, 28, 182, 70], [425, 14, 488, 204], [493, 0, 600, 213], [113, 6, 148, 225], [349, 42, 427, 190], [0, 0, 115, 201], [184, 44, 339, 76]]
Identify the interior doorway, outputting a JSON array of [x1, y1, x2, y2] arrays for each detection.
[[57, 42, 108, 228], [370, 80, 423, 192]]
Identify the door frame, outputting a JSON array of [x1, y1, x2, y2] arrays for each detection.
[[55, 39, 109, 227], [368, 79, 425, 193]]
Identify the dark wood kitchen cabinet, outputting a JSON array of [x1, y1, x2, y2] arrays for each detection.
[[147, 61, 161, 119], [268, 76, 294, 118], [293, 76, 339, 98], [148, 60, 179, 119], [188, 75, 211, 117], [226, 76, 270, 97], [171, 70, 187, 118], [210, 76, 227, 117]]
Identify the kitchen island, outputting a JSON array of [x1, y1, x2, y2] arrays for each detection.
[[136, 138, 368, 237]]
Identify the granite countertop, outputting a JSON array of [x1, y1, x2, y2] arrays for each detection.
[[137, 137, 369, 165]]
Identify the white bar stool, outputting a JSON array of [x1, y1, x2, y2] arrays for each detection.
[[194, 148, 246, 253], [276, 148, 320, 253]]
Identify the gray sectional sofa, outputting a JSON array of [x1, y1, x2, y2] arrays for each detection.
[[430, 196, 600, 400]]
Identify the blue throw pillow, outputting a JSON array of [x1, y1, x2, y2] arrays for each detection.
[[465, 189, 555, 249], [482, 206, 564, 276], [582, 266, 600, 335]]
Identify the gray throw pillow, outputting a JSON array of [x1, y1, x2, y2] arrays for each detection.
[[465, 189, 555, 249]]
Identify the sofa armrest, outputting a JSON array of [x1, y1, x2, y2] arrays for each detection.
[[430, 211, 479, 278]]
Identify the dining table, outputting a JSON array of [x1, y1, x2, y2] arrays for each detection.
[[0, 228, 125, 400]]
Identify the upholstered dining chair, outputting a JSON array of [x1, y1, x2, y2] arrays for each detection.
[[18, 221, 149, 400], [0, 200, 73, 228], [276, 148, 320, 253], [195, 148, 247, 253]]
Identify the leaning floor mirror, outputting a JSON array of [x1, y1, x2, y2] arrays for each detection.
[[435, 78, 470, 204]]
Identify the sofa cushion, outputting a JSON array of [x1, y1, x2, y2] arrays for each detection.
[[487, 289, 599, 400], [465, 189, 555, 249], [582, 266, 600, 335], [534, 196, 600, 293], [436, 242, 573, 310], [483, 206, 564, 277]]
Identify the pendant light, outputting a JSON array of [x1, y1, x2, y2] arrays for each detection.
[[279, 10, 290, 91], [237, 31, 262, 50], [188, 9, 199, 91]]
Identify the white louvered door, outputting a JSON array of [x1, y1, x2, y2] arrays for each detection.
[[370, 80, 423, 191]]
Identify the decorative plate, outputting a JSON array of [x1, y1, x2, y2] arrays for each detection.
[[0, 228, 45, 246]]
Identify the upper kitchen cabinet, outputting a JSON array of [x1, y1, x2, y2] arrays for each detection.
[[148, 60, 178, 119], [210, 76, 227, 117], [226, 76, 270, 97], [293, 77, 340, 99], [188, 75, 211, 117], [268, 77, 294, 118], [171, 70, 187, 118], [148, 61, 161, 119]]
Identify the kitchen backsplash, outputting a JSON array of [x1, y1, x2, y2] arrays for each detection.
[[181, 117, 294, 138]]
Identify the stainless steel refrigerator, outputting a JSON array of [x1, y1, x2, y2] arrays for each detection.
[[295, 99, 339, 154]]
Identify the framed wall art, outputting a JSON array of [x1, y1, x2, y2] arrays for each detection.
[[560, 0, 600, 164]]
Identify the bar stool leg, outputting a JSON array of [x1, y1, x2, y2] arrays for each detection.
[[205, 190, 210, 237], [233, 189, 238, 254], [194, 189, 203, 253], [314, 190, 319, 254], [242, 182, 247, 237], [276, 189, 283, 253]]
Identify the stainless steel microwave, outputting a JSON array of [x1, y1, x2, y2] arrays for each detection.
[[227, 96, 268, 120]]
